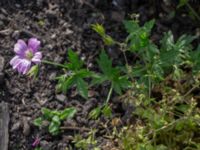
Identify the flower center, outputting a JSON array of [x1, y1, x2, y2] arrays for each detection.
[[25, 50, 33, 60]]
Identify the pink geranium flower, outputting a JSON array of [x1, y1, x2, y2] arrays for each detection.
[[10, 38, 42, 74]]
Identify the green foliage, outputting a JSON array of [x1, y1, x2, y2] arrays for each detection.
[[27, 65, 39, 79], [115, 87, 200, 150], [34, 107, 77, 135], [159, 31, 195, 78], [56, 49, 91, 99], [73, 130, 100, 150], [37, 18, 200, 149], [89, 104, 112, 119], [92, 19, 200, 150], [93, 50, 131, 95], [177, 0, 189, 8], [124, 19, 155, 52], [89, 106, 101, 120], [190, 45, 200, 73], [177, 0, 200, 21], [123, 20, 197, 91]]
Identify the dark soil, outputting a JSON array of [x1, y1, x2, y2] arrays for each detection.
[[0, 0, 199, 150]]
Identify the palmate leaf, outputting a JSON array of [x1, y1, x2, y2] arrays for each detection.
[[97, 50, 118, 79], [123, 20, 140, 33], [124, 19, 155, 52], [96, 50, 131, 94], [177, 0, 189, 8], [76, 77, 88, 99], [160, 31, 195, 70], [56, 49, 91, 99], [62, 75, 76, 93], [66, 49, 83, 70], [58, 72, 90, 99], [112, 76, 131, 95]]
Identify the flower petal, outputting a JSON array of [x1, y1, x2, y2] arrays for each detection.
[[31, 52, 42, 64], [28, 38, 41, 53], [14, 40, 27, 55], [13, 58, 22, 69], [10, 56, 20, 66], [17, 59, 31, 74]]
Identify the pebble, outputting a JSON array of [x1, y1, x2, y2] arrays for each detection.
[[15, 4, 21, 8], [51, 33, 56, 39], [22, 117, 31, 136], [49, 72, 57, 81], [65, 29, 73, 35], [46, 44, 54, 50], [56, 94, 66, 102], [12, 30, 20, 39], [11, 122, 21, 132]]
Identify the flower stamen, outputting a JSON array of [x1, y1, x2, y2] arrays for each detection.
[[25, 50, 33, 60]]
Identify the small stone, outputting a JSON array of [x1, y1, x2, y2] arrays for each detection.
[[49, 72, 56, 81], [23, 117, 30, 136], [56, 94, 66, 102], [46, 44, 53, 50], [12, 30, 20, 39], [11, 121, 21, 131], [51, 34, 56, 39], [15, 4, 21, 8], [88, 63, 93, 69], [62, 22, 70, 29], [65, 29, 73, 35]]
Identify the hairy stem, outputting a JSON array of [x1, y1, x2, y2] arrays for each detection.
[[42, 60, 67, 69]]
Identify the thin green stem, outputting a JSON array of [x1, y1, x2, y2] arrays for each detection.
[[42, 60, 67, 69], [183, 83, 199, 97], [106, 85, 113, 104], [186, 3, 200, 21]]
